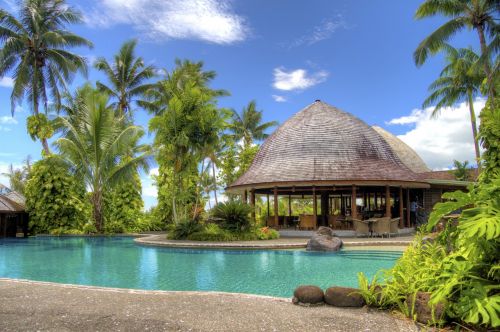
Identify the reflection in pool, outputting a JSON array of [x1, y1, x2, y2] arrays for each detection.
[[0, 236, 401, 298]]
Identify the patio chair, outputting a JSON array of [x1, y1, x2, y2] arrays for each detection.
[[372, 217, 391, 237], [353, 219, 370, 237], [299, 214, 316, 230], [390, 218, 400, 237], [328, 215, 343, 229], [267, 216, 279, 228]]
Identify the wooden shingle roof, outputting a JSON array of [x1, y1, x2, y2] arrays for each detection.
[[372, 125, 430, 173], [0, 184, 26, 213], [229, 101, 428, 190]]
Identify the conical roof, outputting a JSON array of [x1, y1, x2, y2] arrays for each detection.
[[372, 126, 430, 173], [229, 101, 426, 189]]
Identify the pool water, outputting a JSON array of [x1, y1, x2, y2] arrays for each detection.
[[0, 237, 401, 298]]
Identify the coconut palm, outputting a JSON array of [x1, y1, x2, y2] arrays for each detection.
[[55, 86, 151, 232], [0, 0, 92, 154], [229, 100, 278, 148], [414, 0, 499, 79], [452, 160, 471, 181], [423, 46, 483, 164], [94, 39, 155, 119]]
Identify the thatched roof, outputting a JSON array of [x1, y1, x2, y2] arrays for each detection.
[[372, 126, 430, 173], [228, 101, 428, 190]]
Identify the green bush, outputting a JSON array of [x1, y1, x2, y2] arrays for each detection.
[[82, 222, 97, 234], [188, 223, 234, 241], [168, 219, 203, 239], [255, 227, 280, 240], [49, 228, 84, 236], [359, 177, 500, 329], [25, 156, 89, 234], [104, 220, 126, 234], [211, 201, 252, 232]]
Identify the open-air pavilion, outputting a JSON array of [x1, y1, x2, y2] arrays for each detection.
[[0, 184, 28, 238], [226, 100, 469, 233]]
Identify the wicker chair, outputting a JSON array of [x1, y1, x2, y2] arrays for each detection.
[[353, 219, 370, 237], [267, 216, 278, 228], [299, 215, 316, 230], [328, 215, 343, 229], [372, 217, 391, 237], [390, 218, 400, 237]]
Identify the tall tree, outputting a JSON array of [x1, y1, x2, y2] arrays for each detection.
[[94, 39, 155, 119], [229, 100, 278, 148], [55, 86, 150, 232], [414, 0, 498, 80], [423, 46, 483, 164], [0, 0, 92, 154]]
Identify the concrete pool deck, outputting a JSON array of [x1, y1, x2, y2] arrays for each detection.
[[135, 234, 414, 250], [0, 279, 418, 332]]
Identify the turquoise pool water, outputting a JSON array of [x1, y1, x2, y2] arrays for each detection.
[[0, 237, 401, 298]]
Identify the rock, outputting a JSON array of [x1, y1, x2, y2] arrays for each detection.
[[407, 292, 445, 325], [292, 285, 324, 305], [306, 226, 343, 251], [324, 287, 366, 307]]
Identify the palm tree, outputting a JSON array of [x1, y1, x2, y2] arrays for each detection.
[[200, 169, 215, 210], [414, 0, 498, 79], [452, 160, 471, 181], [423, 46, 483, 164], [229, 100, 278, 148], [1, 156, 32, 194], [94, 39, 155, 119], [55, 86, 151, 232], [0, 0, 92, 154]]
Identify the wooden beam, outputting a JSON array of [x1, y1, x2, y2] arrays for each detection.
[[406, 188, 411, 227], [385, 185, 391, 217], [273, 187, 279, 226], [312, 186, 317, 227], [266, 193, 270, 220], [399, 186, 404, 228], [250, 189, 256, 225], [351, 185, 357, 219]]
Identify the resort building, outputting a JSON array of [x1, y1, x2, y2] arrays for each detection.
[[227, 100, 470, 230], [0, 184, 28, 238]]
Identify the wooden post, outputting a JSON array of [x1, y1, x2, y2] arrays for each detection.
[[399, 186, 404, 228], [385, 185, 391, 217], [374, 192, 378, 209], [273, 187, 279, 226], [250, 189, 256, 225], [312, 186, 317, 228], [351, 185, 357, 219], [243, 190, 247, 204], [320, 192, 329, 226], [340, 193, 344, 215], [406, 188, 411, 227], [266, 193, 270, 218], [287, 194, 292, 227]]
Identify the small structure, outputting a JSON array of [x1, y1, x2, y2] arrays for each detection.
[[0, 184, 28, 238], [226, 100, 470, 230]]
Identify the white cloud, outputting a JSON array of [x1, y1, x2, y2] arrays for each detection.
[[287, 14, 347, 48], [89, 0, 248, 44], [0, 116, 18, 125], [0, 76, 14, 88], [273, 67, 328, 91], [141, 167, 159, 198], [272, 95, 287, 102], [387, 99, 486, 169]]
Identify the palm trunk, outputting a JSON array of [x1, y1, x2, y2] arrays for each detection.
[[92, 190, 104, 233], [192, 159, 206, 220], [32, 68, 50, 155], [476, 25, 494, 98], [212, 161, 218, 205], [467, 90, 481, 169]]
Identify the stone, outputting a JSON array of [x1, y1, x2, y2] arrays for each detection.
[[324, 287, 366, 307], [406, 292, 445, 325], [306, 226, 343, 251], [292, 285, 324, 305]]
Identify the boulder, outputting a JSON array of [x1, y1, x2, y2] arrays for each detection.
[[292, 285, 324, 305], [324, 287, 366, 307], [407, 292, 445, 325], [306, 226, 343, 251]]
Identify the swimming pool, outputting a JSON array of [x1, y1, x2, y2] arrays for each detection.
[[0, 237, 401, 298]]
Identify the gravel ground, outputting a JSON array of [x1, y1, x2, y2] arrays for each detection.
[[0, 279, 418, 332]]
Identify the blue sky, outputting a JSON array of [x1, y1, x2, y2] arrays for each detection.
[[0, 0, 483, 209]]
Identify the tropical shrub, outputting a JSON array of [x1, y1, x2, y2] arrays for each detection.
[[168, 219, 203, 240], [105, 172, 144, 231], [187, 223, 234, 241], [359, 178, 500, 329], [211, 201, 252, 232], [25, 156, 89, 234], [255, 227, 280, 240], [104, 221, 126, 234]]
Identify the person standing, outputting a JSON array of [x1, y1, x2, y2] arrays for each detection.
[[410, 198, 419, 226]]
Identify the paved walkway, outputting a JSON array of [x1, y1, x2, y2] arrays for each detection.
[[0, 279, 418, 332], [135, 234, 414, 249]]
